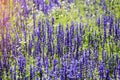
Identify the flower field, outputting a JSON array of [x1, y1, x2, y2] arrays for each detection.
[[0, 0, 120, 80]]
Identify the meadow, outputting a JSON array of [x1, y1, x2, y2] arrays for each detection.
[[0, 0, 120, 80]]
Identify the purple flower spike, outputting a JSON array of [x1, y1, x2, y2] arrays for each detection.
[[30, 65, 33, 80], [17, 55, 26, 74], [105, 69, 110, 80], [14, 64, 16, 80], [10, 67, 13, 79], [98, 62, 104, 79]]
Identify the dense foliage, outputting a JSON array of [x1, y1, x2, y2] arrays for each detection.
[[0, 0, 120, 80]]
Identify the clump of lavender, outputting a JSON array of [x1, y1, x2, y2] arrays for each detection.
[[0, 0, 120, 80], [17, 54, 26, 79]]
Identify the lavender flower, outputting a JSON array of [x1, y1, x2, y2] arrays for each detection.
[[37, 21, 41, 40], [65, 25, 69, 53], [47, 25, 53, 56], [105, 69, 110, 80], [17, 55, 26, 74], [30, 65, 33, 80], [53, 59, 57, 71], [93, 49, 98, 61], [36, 56, 42, 79], [42, 4, 49, 15], [103, 16, 107, 40], [113, 66, 117, 80], [69, 22, 74, 53], [22, 0, 29, 17], [56, 25, 62, 56], [28, 40, 32, 56], [44, 57, 49, 74], [12, 44, 16, 57], [98, 62, 104, 79], [14, 64, 16, 80], [68, 0, 73, 3], [108, 16, 113, 36], [52, 17, 54, 25], [10, 67, 13, 79]]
